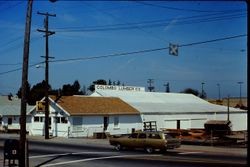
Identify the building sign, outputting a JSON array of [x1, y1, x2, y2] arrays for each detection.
[[36, 101, 45, 112], [95, 85, 145, 92]]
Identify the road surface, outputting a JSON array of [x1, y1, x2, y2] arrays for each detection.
[[0, 134, 247, 167]]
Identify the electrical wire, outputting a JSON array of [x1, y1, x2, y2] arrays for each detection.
[[135, 1, 244, 13], [0, 34, 246, 76], [53, 12, 246, 33], [0, 61, 44, 75], [0, 1, 24, 12]]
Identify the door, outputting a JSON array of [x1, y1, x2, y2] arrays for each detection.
[[49, 117, 52, 136], [177, 120, 180, 129], [103, 117, 109, 131]]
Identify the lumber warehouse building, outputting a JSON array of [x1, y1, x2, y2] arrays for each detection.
[[91, 85, 247, 132]]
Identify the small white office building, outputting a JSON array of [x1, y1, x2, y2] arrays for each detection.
[[91, 85, 247, 131], [28, 96, 142, 137], [0, 96, 33, 132]]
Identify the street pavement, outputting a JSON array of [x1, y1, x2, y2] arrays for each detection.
[[0, 133, 248, 166], [0, 133, 247, 154]]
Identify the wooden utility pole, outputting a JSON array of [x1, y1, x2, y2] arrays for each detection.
[[37, 12, 56, 139], [246, 2, 249, 164], [20, 0, 33, 166]]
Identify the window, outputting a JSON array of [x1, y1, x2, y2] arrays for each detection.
[[148, 133, 161, 139], [114, 116, 119, 128], [129, 133, 138, 138], [55, 117, 67, 124], [138, 133, 146, 139], [40, 117, 44, 122], [55, 117, 60, 123], [61, 117, 68, 124], [34, 117, 39, 122], [0, 117, 2, 125], [8, 117, 12, 125]]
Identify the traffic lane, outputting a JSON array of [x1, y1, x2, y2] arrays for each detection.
[[1, 149, 246, 167], [27, 145, 247, 167], [0, 138, 247, 167], [28, 141, 247, 164], [28, 150, 247, 167]]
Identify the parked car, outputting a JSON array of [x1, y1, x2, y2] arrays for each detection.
[[109, 131, 181, 153]]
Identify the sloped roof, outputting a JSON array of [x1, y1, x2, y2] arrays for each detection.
[[51, 96, 140, 116], [91, 90, 246, 114], [0, 96, 34, 116]]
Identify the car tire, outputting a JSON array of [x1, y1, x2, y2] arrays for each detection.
[[145, 147, 154, 154], [115, 143, 122, 151], [160, 149, 166, 153]]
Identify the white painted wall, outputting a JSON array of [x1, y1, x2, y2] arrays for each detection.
[[69, 115, 142, 138], [29, 112, 142, 138], [1, 116, 20, 129], [142, 112, 247, 131]]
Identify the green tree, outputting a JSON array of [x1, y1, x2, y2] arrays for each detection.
[[180, 88, 200, 96], [72, 80, 81, 93], [88, 79, 107, 92], [28, 80, 51, 105], [61, 80, 84, 96], [16, 81, 31, 99]]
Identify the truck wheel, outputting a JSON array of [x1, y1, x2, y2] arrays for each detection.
[[115, 143, 122, 151], [145, 147, 154, 153]]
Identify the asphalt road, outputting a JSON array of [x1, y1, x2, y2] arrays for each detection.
[[0, 134, 247, 167]]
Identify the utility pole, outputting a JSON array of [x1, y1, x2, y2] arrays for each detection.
[[37, 12, 56, 139], [147, 79, 154, 92], [20, 1, 33, 166], [237, 81, 243, 106], [227, 95, 230, 122], [246, 1, 249, 164], [217, 83, 221, 100], [164, 82, 170, 93], [201, 82, 205, 99]]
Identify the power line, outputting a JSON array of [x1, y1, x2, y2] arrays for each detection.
[[0, 61, 44, 75], [82, 1, 168, 43], [0, 34, 43, 55], [50, 34, 247, 63], [179, 34, 246, 47], [0, 1, 24, 13], [0, 63, 22, 66], [53, 12, 246, 33], [0, 34, 246, 76], [135, 1, 244, 13]]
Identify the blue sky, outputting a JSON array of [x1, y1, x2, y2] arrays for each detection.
[[0, 1, 247, 99]]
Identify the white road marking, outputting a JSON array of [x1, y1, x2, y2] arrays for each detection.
[[30, 152, 115, 159], [41, 154, 160, 167], [178, 151, 203, 155]]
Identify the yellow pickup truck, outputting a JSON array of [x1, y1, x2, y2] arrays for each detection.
[[109, 131, 181, 153]]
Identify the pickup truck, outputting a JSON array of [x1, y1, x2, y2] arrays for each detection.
[[109, 131, 181, 153]]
